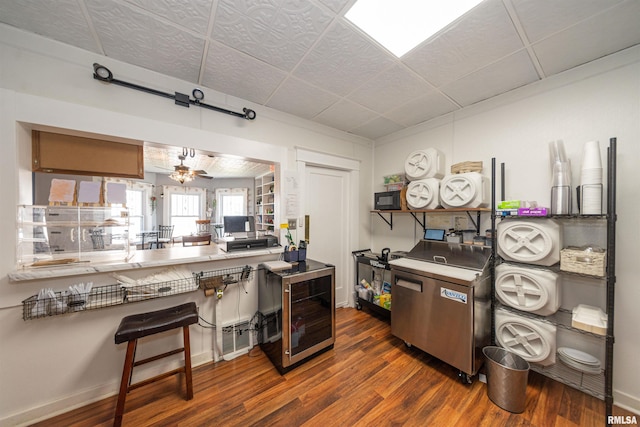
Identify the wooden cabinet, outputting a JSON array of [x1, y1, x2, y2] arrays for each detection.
[[32, 131, 144, 178]]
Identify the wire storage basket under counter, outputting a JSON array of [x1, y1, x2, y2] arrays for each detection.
[[22, 275, 199, 320], [21, 265, 254, 320]]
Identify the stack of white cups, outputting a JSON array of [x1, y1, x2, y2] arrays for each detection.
[[549, 140, 571, 215], [580, 141, 603, 215]]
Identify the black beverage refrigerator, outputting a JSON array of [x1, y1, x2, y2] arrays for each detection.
[[257, 259, 335, 374]]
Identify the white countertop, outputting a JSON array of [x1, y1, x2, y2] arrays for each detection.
[[9, 243, 284, 282]]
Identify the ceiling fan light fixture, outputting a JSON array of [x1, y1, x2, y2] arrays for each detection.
[[169, 169, 195, 184]]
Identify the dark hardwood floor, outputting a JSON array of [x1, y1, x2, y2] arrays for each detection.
[[32, 307, 634, 426]]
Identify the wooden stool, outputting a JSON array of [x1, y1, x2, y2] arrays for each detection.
[[113, 302, 198, 427]]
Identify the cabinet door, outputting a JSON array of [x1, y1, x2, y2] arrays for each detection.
[[32, 130, 144, 178]]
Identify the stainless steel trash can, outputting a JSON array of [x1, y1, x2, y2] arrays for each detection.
[[483, 346, 530, 413]]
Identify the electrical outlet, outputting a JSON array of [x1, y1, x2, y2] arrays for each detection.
[[288, 218, 297, 230]]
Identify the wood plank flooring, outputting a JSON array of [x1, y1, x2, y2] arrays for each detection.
[[31, 307, 634, 427]]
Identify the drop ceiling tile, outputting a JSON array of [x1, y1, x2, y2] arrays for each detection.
[[212, 0, 332, 71], [220, 0, 279, 24], [124, 0, 215, 35], [313, 99, 380, 133], [201, 41, 287, 104], [294, 21, 395, 96], [86, 0, 204, 82], [0, 0, 100, 53], [532, 1, 640, 76], [317, 0, 352, 14], [442, 50, 539, 106], [385, 91, 459, 128], [349, 116, 404, 140], [3, 0, 637, 139], [267, 0, 334, 46], [347, 64, 433, 114], [403, 0, 522, 88], [266, 77, 340, 119], [510, 0, 623, 43]]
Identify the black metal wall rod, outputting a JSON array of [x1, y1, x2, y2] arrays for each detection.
[[92, 63, 256, 120]]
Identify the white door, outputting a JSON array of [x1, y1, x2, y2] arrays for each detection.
[[305, 166, 350, 307]]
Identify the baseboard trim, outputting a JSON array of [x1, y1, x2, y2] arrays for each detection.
[[614, 389, 640, 416], [0, 351, 215, 427]]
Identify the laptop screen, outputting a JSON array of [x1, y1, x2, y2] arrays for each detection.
[[424, 228, 446, 241]]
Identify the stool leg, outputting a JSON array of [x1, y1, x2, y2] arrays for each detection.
[[183, 326, 194, 400], [114, 340, 136, 427]]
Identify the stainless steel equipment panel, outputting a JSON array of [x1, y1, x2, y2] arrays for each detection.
[[391, 268, 475, 374], [389, 240, 491, 379]]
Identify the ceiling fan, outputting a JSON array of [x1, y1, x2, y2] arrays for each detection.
[[169, 154, 212, 184]]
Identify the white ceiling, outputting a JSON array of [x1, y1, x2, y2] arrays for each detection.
[[2, 0, 640, 143], [143, 145, 272, 178]]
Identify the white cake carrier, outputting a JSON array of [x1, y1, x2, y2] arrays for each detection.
[[495, 264, 561, 316], [404, 148, 445, 180], [497, 219, 562, 266], [405, 178, 441, 210], [495, 309, 556, 366], [439, 172, 489, 209]]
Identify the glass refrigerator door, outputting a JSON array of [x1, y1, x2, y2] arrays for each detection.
[[289, 274, 333, 358]]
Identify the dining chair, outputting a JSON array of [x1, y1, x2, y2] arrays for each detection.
[[195, 219, 210, 235], [182, 234, 211, 246], [150, 225, 174, 249]]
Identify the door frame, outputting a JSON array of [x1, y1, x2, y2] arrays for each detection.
[[295, 148, 360, 308]]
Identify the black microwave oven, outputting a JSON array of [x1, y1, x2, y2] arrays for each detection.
[[374, 191, 401, 210]]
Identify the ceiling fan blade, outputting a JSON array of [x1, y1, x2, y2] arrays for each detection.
[[193, 170, 208, 175]]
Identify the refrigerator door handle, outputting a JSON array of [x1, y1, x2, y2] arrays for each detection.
[[395, 276, 422, 292], [287, 284, 292, 360]]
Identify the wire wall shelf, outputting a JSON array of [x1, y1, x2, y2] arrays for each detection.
[[22, 265, 254, 321]]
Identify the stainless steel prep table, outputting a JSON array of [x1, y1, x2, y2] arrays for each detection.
[[389, 241, 491, 383]]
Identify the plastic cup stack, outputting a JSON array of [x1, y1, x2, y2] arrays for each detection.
[[549, 140, 571, 215], [580, 140, 603, 215]]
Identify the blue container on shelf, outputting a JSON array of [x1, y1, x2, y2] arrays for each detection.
[[284, 248, 299, 262]]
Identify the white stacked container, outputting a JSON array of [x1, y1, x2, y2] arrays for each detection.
[[405, 178, 441, 210], [497, 219, 562, 267], [495, 264, 561, 316], [404, 148, 445, 181], [439, 172, 489, 209], [495, 308, 557, 366]]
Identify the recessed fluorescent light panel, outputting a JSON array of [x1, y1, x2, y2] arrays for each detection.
[[345, 0, 483, 57]]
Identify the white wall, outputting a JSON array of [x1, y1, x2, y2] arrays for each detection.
[[372, 46, 640, 413], [0, 24, 373, 425]]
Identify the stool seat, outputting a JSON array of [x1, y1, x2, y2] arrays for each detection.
[[115, 302, 198, 344], [113, 302, 198, 427]]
